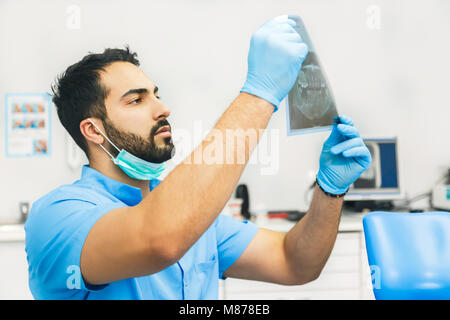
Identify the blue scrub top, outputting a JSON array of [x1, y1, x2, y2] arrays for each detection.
[[24, 165, 259, 300]]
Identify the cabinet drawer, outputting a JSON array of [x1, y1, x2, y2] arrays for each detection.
[[225, 272, 360, 294], [331, 232, 361, 256], [225, 278, 297, 294], [225, 289, 361, 300], [321, 254, 360, 273], [0, 241, 32, 299], [300, 272, 360, 290]]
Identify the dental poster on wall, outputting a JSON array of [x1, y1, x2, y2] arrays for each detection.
[[286, 15, 339, 136], [5, 93, 52, 157]]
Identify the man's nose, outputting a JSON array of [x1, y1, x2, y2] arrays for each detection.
[[152, 99, 171, 121]]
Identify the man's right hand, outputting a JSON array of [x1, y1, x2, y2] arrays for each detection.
[[240, 15, 309, 112]]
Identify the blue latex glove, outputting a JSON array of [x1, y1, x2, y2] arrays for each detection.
[[317, 115, 372, 195], [241, 15, 309, 112]]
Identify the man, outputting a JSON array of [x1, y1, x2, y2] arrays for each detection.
[[25, 15, 371, 299]]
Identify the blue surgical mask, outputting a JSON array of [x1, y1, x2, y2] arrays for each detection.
[[89, 119, 166, 180]]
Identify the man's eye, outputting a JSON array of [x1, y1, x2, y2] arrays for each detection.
[[129, 98, 142, 104]]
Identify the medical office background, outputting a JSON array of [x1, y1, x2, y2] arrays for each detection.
[[0, 0, 449, 299]]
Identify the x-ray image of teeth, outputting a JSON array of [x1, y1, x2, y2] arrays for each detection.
[[286, 16, 339, 135], [294, 64, 333, 121]]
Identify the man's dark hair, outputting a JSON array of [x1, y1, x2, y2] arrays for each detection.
[[51, 46, 140, 157]]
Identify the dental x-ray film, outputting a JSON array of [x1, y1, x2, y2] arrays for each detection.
[[286, 15, 339, 135]]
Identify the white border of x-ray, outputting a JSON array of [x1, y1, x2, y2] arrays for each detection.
[[285, 98, 333, 136]]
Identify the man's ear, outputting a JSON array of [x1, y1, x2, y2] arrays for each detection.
[[80, 118, 105, 145]]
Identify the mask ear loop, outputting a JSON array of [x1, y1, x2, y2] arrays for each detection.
[[88, 119, 121, 159]]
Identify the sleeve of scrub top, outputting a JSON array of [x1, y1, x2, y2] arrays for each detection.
[[25, 197, 124, 299], [214, 214, 260, 280]]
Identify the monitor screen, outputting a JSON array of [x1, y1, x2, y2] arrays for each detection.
[[345, 138, 402, 201]]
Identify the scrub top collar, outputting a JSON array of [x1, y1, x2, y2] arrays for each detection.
[[80, 165, 161, 207]]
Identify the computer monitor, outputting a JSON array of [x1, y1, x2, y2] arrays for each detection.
[[345, 137, 402, 201]]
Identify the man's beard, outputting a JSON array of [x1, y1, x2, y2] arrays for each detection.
[[102, 118, 175, 164]]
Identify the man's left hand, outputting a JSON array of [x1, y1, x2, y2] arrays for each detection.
[[316, 115, 372, 195]]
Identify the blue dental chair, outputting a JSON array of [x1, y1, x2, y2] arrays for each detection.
[[363, 211, 450, 299]]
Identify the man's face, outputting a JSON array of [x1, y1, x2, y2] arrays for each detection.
[[99, 61, 174, 163]]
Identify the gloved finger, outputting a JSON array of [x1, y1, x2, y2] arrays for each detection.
[[287, 42, 309, 59], [286, 18, 297, 28], [335, 115, 354, 126], [272, 22, 298, 34], [273, 15, 297, 28], [336, 124, 360, 138], [342, 146, 371, 158], [279, 32, 302, 43], [330, 137, 363, 155]]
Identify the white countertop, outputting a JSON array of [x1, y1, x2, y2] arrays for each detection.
[[0, 223, 25, 242], [253, 211, 365, 233], [0, 212, 365, 242]]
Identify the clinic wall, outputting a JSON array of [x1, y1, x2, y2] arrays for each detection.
[[1, 0, 449, 219]]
